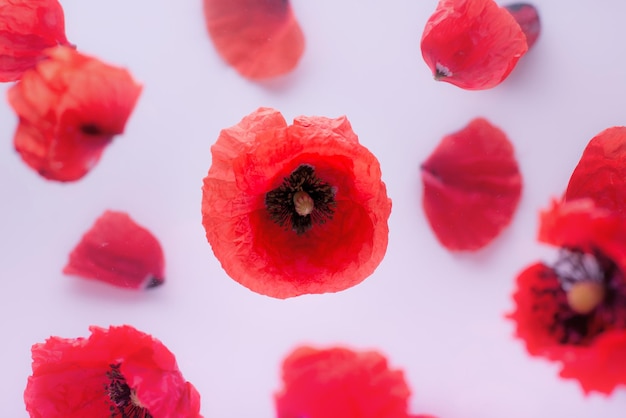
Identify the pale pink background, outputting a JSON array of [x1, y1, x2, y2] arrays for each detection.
[[1, 1, 626, 417]]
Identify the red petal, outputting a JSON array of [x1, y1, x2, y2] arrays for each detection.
[[202, 107, 391, 298], [508, 262, 572, 359], [558, 330, 626, 395], [538, 199, 626, 272], [504, 3, 541, 49], [63, 211, 165, 290], [275, 346, 412, 418], [565, 126, 626, 218], [421, 118, 522, 251], [24, 325, 202, 418], [0, 0, 70, 82], [421, 0, 528, 90], [7, 46, 142, 182], [203, 0, 305, 79]]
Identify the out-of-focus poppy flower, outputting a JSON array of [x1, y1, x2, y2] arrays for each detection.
[[203, 0, 305, 80], [421, 118, 522, 251], [504, 3, 541, 49], [8, 45, 142, 182], [63, 210, 165, 290], [565, 127, 626, 218], [421, 0, 529, 90], [274, 346, 416, 418], [201, 107, 391, 299], [24, 325, 203, 418], [509, 199, 626, 394], [0, 0, 71, 82]]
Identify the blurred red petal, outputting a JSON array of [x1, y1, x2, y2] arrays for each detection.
[[203, 0, 304, 79], [24, 325, 202, 417], [8, 45, 142, 181], [558, 331, 626, 395], [63, 210, 165, 290], [421, 118, 522, 251], [421, 0, 528, 90], [275, 346, 412, 418], [504, 3, 541, 49], [0, 0, 70, 82], [565, 126, 626, 218], [202, 107, 391, 298]]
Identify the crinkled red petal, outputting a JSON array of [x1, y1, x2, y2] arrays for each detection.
[[275, 346, 412, 418], [7, 45, 142, 182], [0, 0, 70, 82], [203, 0, 304, 79], [202, 107, 391, 298], [24, 325, 202, 418], [63, 211, 165, 289], [421, 118, 522, 251], [565, 126, 626, 218], [421, 0, 528, 90], [504, 3, 541, 49]]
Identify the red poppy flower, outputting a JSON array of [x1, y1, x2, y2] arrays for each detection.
[[203, 0, 305, 80], [274, 346, 414, 418], [504, 3, 541, 49], [24, 325, 202, 417], [201, 107, 391, 299], [509, 199, 626, 394], [63, 210, 165, 290], [8, 45, 142, 182], [565, 126, 626, 218], [0, 0, 71, 82], [421, 0, 529, 90], [420, 118, 522, 251]]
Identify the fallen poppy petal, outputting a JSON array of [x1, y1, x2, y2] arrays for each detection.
[[565, 126, 626, 218], [421, 0, 528, 90], [63, 210, 165, 290], [275, 346, 413, 418], [24, 325, 202, 417], [504, 3, 541, 49], [0, 0, 71, 82], [8, 45, 142, 182], [202, 107, 391, 298], [508, 199, 626, 394], [203, 0, 305, 79], [421, 118, 522, 251]]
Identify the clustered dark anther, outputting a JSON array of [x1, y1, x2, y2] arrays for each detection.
[[265, 164, 336, 234], [106, 364, 153, 418]]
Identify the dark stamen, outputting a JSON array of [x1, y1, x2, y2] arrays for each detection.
[[265, 164, 336, 234], [106, 364, 153, 418], [533, 248, 626, 346], [553, 249, 605, 291]]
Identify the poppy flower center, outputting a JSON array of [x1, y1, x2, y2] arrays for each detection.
[[546, 249, 626, 345], [553, 249, 606, 314], [265, 164, 336, 234], [106, 364, 153, 418]]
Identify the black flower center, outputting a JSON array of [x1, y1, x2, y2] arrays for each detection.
[[540, 248, 626, 345], [265, 164, 336, 234], [106, 364, 153, 418]]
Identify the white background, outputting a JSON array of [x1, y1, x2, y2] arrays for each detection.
[[1, 1, 626, 417]]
